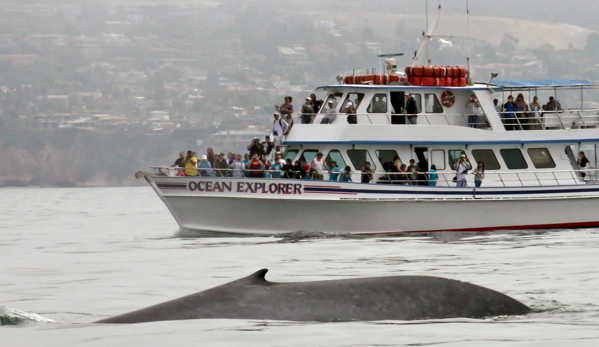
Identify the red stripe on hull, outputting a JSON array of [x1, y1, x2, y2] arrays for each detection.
[[354, 220, 599, 235]]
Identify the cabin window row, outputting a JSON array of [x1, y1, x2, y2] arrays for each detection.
[[327, 92, 443, 114], [287, 147, 556, 171]]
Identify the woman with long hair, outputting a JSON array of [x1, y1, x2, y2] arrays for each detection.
[[472, 161, 485, 187]]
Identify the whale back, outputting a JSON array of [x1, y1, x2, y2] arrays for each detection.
[[95, 269, 530, 324]]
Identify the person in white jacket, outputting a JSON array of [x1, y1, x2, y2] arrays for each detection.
[[272, 113, 288, 146], [453, 154, 472, 187]]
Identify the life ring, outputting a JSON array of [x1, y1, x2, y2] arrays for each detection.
[[442, 91, 455, 107]]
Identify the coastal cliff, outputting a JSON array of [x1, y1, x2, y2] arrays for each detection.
[[0, 128, 196, 187]]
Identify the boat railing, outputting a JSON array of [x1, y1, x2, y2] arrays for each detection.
[[289, 108, 599, 131], [149, 166, 599, 187], [498, 109, 599, 130]]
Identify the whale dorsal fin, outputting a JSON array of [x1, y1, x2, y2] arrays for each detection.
[[246, 269, 269, 284]]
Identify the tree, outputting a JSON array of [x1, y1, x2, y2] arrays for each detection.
[[499, 33, 519, 54], [584, 32, 599, 60]]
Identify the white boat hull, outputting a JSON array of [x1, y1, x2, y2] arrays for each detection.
[[144, 175, 599, 235]]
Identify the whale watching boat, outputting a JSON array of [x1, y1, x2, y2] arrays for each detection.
[[138, 9, 599, 235]]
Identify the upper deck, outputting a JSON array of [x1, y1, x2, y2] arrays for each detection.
[[284, 80, 599, 145]]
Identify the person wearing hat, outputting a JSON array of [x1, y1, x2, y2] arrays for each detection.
[[198, 154, 214, 177], [346, 101, 357, 124], [405, 93, 418, 125], [502, 95, 517, 131], [452, 153, 472, 187], [301, 97, 314, 124], [272, 113, 288, 147], [321, 100, 337, 124]]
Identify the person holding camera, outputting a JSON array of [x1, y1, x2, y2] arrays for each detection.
[[465, 93, 481, 128], [247, 138, 262, 159], [453, 154, 472, 188]]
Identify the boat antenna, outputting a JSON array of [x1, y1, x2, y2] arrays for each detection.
[[412, 4, 443, 66], [466, 0, 473, 85]]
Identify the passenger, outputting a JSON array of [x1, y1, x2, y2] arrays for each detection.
[[247, 155, 264, 178], [262, 136, 274, 160], [310, 93, 323, 113], [390, 155, 401, 184], [453, 154, 472, 188], [465, 93, 481, 128], [247, 138, 262, 159], [182, 151, 198, 176], [515, 93, 528, 130], [294, 160, 303, 179], [320, 100, 337, 124], [263, 160, 272, 178], [407, 159, 419, 185], [301, 97, 314, 124], [493, 98, 501, 113], [206, 147, 216, 167], [242, 154, 250, 176], [578, 151, 592, 178], [405, 93, 418, 125], [310, 152, 329, 180], [171, 151, 186, 176], [529, 96, 543, 130], [372, 95, 387, 113], [303, 164, 312, 180], [472, 161, 485, 187], [271, 155, 283, 179], [361, 162, 374, 183], [398, 164, 410, 185], [282, 159, 295, 179], [339, 166, 352, 182], [198, 154, 214, 177], [329, 161, 341, 181], [503, 95, 518, 131], [272, 113, 289, 147], [429, 164, 438, 187], [230, 154, 245, 178], [277, 96, 294, 118], [346, 102, 357, 124], [545, 96, 563, 112], [213, 152, 229, 177]]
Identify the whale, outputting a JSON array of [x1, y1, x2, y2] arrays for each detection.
[[95, 269, 530, 324]]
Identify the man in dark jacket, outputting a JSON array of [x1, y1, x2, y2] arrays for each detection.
[[406, 93, 418, 124]]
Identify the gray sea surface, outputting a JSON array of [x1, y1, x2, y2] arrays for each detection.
[[2, 187, 599, 346]]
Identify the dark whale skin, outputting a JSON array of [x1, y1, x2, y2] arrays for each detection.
[[95, 269, 530, 324]]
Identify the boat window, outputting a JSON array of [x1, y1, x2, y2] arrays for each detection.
[[500, 149, 528, 169], [325, 150, 347, 169], [448, 150, 468, 167], [527, 148, 556, 168], [411, 93, 423, 113], [471, 150, 501, 170], [425, 93, 443, 113], [376, 150, 400, 166], [284, 149, 298, 161], [298, 150, 319, 165], [323, 92, 343, 113], [342, 92, 365, 111], [367, 93, 388, 113], [347, 149, 376, 169], [430, 149, 445, 170]]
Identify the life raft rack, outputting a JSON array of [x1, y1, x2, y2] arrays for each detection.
[[405, 65, 469, 87], [344, 74, 407, 85]]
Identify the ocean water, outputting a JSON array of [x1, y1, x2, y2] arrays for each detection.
[[2, 187, 599, 346]]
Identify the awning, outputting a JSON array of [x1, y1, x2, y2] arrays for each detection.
[[491, 79, 596, 89]]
